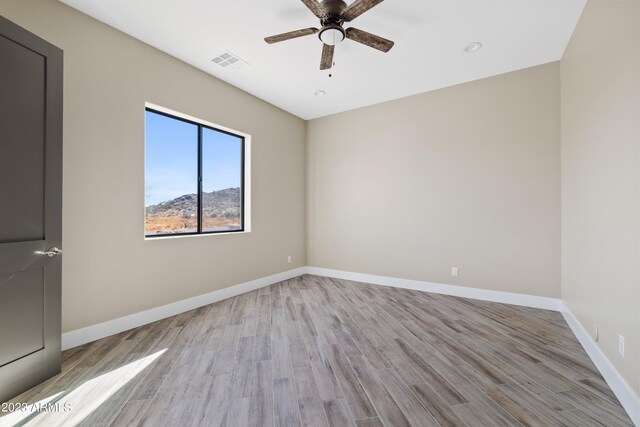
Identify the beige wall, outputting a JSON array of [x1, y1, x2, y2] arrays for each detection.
[[0, 0, 307, 332], [561, 0, 640, 395], [307, 63, 561, 297]]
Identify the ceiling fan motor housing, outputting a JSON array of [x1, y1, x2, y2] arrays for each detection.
[[321, 0, 348, 17]]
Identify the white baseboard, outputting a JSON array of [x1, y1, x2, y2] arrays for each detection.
[[305, 266, 563, 311], [560, 303, 640, 427], [61, 267, 306, 351]]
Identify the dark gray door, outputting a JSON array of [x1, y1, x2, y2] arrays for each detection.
[[0, 15, 63, 403]]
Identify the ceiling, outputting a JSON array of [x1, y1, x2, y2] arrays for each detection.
[[59, 0, 586, 120]]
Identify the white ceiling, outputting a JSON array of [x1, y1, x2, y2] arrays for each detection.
[[59, 0, 586, 120]]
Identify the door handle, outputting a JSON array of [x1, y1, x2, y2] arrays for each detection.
[[42, 247, 62, 258]]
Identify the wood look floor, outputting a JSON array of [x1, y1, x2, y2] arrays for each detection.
[[1, 275, 633, 427]]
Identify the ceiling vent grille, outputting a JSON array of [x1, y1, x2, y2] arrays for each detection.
[[211, 51, 248, 70]]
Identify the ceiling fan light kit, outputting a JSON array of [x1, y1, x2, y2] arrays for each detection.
[[265, 0, 394, 70], [319, 26, 345, 45]]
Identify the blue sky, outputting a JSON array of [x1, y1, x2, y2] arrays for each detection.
[[145, 110, 242, 207]]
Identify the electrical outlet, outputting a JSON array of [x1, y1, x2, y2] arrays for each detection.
[[619, 335, 625, 357], [451, 267, 459, 277], [287, 255, 292, 264]]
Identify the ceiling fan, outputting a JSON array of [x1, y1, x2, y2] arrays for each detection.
[[264, 0, 394, 70]]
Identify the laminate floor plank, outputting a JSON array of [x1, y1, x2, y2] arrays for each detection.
[[376, 368, 439, 427], [558, 387, 633, 427], [389, 338, 469, 405], [323, 399, 358, 427], [108, 399, 149, 427], [409, 383, 468, 427], [1, 275, 632, 427], [342, 322, 389, 369], [324, 343, 377, 420], [349, 355, 411, 427], [578, 376, 622, 405], [452, 402, 520, 427], [219, 398, 250, 427], [273, 378, 301, 427], [229, 337, 256, 399], [304, 335, 343, 402], [126, 327, 189, 401], [293, 365, 329, 427], [560, 408, 609, 426], [191, 374, 231, 427], [356, 417, 384, 427], [248, 360, 274, 427]]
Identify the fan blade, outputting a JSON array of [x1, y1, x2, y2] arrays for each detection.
[[300, 0, 325, 18], [345, 27, 394, 52], [265, 28, 319, 44], [341, 0, 384, 21], [320, 44, 334, 70]]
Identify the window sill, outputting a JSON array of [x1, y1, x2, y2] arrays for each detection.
[[144, 230, 251, 241]]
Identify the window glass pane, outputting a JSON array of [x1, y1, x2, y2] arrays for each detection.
[[145, 111, 198, 235], [202, 128, 243, 232]]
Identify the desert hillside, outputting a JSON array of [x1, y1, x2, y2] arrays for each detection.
[[145, 187, 241, 233], [146, 187, 241, 219]]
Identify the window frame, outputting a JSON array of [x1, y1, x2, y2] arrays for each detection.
[[144, 104, 249, 239]]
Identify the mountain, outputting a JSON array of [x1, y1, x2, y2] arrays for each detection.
[[146, 187, 241, 218]]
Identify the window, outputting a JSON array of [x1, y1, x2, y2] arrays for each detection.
[[144, 106, 247, 237]]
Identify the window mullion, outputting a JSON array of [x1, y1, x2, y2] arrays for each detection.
[[197, 125, 203, 234]]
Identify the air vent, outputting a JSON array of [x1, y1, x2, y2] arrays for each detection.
[[211, 51, 248, 70]]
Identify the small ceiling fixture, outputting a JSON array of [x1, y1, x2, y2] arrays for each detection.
[[314, 90, 327, 96], [464, 42, 483, 53]]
